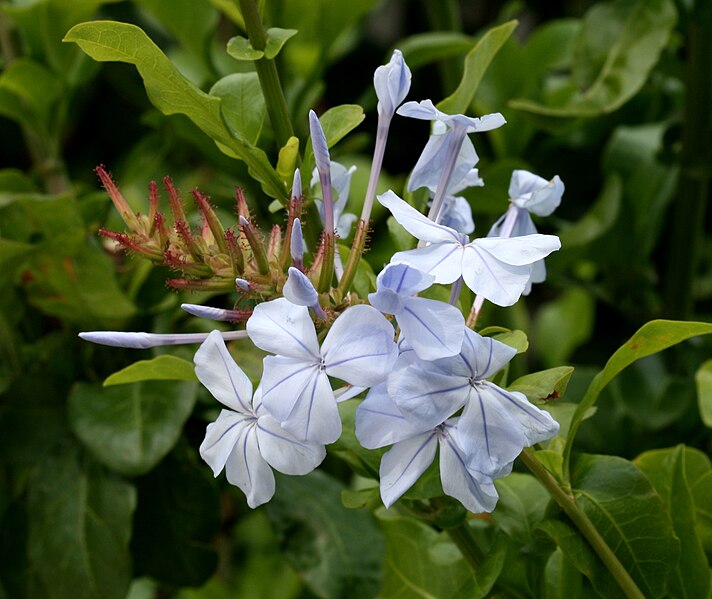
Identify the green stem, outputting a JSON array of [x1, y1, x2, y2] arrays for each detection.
[[236, 0, 294, 149], [446, 523, 484, 570], [519, 449, 646, 599], [663, 1, 712, 319]]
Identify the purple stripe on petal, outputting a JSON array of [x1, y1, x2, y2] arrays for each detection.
[[263, 364, 318, 396], [218, 347, 252, 413], [402, 305, 447, 347]]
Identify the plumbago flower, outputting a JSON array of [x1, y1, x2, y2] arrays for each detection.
[[356, 328, 558, 508], [195, 331, 325, 508], [378, 190, 561, 306], [356, 384, 500, 512], [488, 170, 565, 292], [368, 263, 464, 360], [246, 298, 398, 444]]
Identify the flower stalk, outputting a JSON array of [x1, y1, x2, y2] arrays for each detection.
[[519, 449, 646, 599]]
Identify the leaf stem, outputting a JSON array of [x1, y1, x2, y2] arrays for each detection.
[[519, 449, 646, 599], [236, 0, 294, 149]]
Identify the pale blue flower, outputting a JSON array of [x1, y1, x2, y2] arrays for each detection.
[[195, 330, 325, 508], [488, 171, 565, 294], [355, 384, 500, 512], [246, 299, 397, 444], [388, 328, 559, 477], [397, 99, 506, 132], [398, 100, 505, 223], [368, 263, 464, 360], [378, 190, 561, 306], [374, 49, 412, 119]]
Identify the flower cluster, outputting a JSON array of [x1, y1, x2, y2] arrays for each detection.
[[81, 50, 564, 512]]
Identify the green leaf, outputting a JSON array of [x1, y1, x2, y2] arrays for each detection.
[[636, 446, 712, 562], [492, 329, 528, 354], [492, 473, 549, 544], [376, 510, 472, 599], [0, 59, 61, 130], [266, 470, 384, 599], [264, 28, 298, 59], [437, 20, 518, 115], [450, 534, 508, 599], [695, 359, 712, 427], [131, 448, 219, 587], [635, 446, 711, 599], [508, 367, 575, 403], [69, 380, 198, 476], [538, 518, 623, 599], [103, 355, 198, 386], [226, 35, 264, 60], [23, 244, 136, 327], [535, 288, 595, 368], [510, 0, 677, 117], [210, 73, 266, 145], [64, 21, 285, 200], [27, 445, 136, 599], [570, 454, 679, 598], [398, 32, 476, 70], [543, 549, 585, 599], [564, 320, 712, 476]]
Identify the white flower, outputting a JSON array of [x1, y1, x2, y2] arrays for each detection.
[[195, 331, 325, 508]]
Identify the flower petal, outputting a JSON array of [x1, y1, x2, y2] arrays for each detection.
[[256, 412, 326, 474], [398, 297, 465, 360], [510, 171, 564, 217], [461, 243, 532, 306], [439, 428, 499, 513], [194, 330, 254, 413], [225, 425, 275, 508], [322, 305, 397, 387], [247, 298, 319, 360], [460, 329, 517, 380], [380, 431, 438, 508], [378, 190, 462, 244], [281, 370, 341, 445], [260, 355, 319, 423], [199, 409, 253, 476], [485, 383, 560, 445], [458, 384, 526, 476], [390, 365, 470, 429], [376, 262, 434, 296], [391, 243, 464, 285], [355, 383, 429, 449], [473, 235, 561, 266], [408, 133, 478, 194]]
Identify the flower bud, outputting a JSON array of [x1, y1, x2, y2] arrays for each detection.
[[374, 49, 411, 119]]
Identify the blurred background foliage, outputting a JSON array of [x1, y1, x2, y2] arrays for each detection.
[[0, 0, 710, 598]]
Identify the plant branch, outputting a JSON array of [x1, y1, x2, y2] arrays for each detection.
[[236, 0, 294, 149], [519, 449, 646, 599]]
